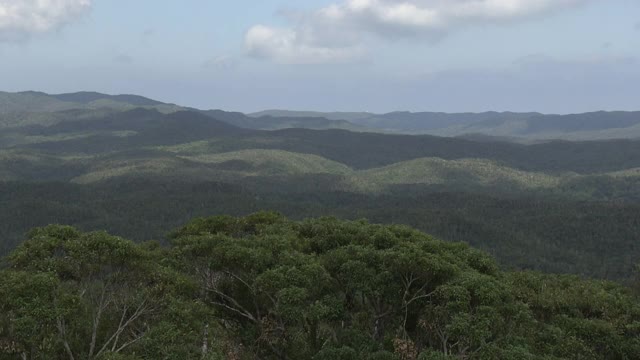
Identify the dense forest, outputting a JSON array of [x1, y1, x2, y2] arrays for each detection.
[[2, 179, 640, 281], [1, 93, 640, 282], [2, 213, 639, 359], [1, 91, 640, 358]]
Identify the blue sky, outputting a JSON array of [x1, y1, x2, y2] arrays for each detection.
[[0, 0, 639, 113]]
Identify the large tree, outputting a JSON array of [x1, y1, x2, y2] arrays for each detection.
[[2, 213, 639, 359]]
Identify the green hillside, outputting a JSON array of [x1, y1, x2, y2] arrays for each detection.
[[54, 145, 640, 201], [262, 109, 640, 141], [3, 91, 640, 140], [70, 156, 208, 184], [0, 91, 76, 114], [2, 95, 640, 282], [0, 91, 182, 115], [349, 157, 564, 192], [71, 150, 353, 184], [183, 149, 353, 176]]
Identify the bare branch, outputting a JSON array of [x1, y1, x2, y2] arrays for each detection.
[[207, 288, 257, 323], [89, 285, 111, 359], [95, 299, 149, 359], [210, 300, 257, 323], [56, 317, 75, 360], [113, 331, 145, 353], [111, 304, 129, 352], [223, 271, 264, 319]]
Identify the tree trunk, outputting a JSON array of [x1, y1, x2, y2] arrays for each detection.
[[201, 323, 209, 358]]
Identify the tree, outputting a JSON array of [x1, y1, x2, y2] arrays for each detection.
[[2, 225, 193, 359], [2, 214, 640, 359]]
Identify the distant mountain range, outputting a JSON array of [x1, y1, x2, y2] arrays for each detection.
[[251, 109, 640, 141], [1, 90, 640, 141]]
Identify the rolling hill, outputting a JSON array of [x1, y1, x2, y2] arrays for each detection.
[[202, 110, 365, 131], [249, 109, 375, 121], [254, 109, 640, 141], [0, 91, 182, 115], [3, 90, 640, 281], [348, 157, 564, 192], [5, 108, 640, 178], [4, 91, 640, 140]]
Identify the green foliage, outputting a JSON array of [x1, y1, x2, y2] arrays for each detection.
[[1, 214, 639, 359], [0, 271, 59, 358], [313, 346, 358, 360], [0, 225, 216, 360], [170, 213, 640, 359]]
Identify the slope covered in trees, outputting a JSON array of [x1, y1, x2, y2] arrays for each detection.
[[1, 214, 639, 359], [2, 180, 639, 281], [0, 91, 182, 115], [254, 109, 640, 141], [2, 104, 640, 281], [3, 91, 640, 140]]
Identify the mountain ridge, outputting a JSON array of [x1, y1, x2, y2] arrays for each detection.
[[3, 90, 640, 140]]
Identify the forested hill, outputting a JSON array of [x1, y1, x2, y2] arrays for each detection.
[[3, 90, 640, 140], [1, 214, 639, 359], [2, 91, 640, 284], [253, 109, 640, 141], [5, 107, 640, 174], [0, 91, 181, 115]]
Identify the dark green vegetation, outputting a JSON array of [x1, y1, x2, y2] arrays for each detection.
[[1, 91, 640, 283], [2, 90, 640, 357], [0, 93, 640, 281], [2, 214, 639, 359], [0, 88, 640, 281], [2, 181, 640, 282]]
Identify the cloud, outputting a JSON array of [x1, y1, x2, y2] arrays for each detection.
[[245, 25, 365, 64], [635, 21, 640, 30], [0, 0, 91, 41], [246, 0, 590, 64]]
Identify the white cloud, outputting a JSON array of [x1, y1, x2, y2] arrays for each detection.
[[245, 24, 365, 64], [0, 0, 91, 41], [246, 0, 590, 64]]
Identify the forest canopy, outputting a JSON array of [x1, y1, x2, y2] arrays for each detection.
[[1, 213, 639, 360]]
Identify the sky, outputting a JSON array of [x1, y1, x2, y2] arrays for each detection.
[[0, 0, 639, 113]]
